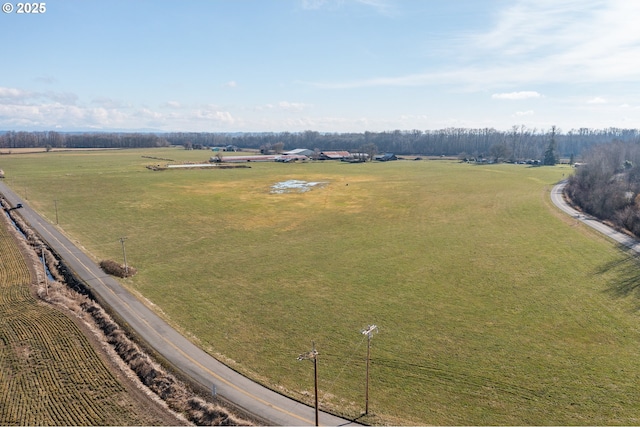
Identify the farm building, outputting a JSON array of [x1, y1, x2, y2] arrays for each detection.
[[375, 153, 398, 161], [283, 148, 314, 157], [318, 151, 351, 160], [274, 154, 309, 162], [350, 153, 370, 161], [210, 155, 277, 163]]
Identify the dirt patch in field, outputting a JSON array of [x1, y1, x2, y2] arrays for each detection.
[[270, 179, 328, 193]]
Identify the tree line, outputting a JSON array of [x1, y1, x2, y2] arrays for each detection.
[[2, 127, 640, 160], [566, 140, 640, 237], [164, 127, 640, 160], [0, 131, 170, 149]]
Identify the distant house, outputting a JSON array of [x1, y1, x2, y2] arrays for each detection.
[[375, 153, 398, 162], [283, 148, 314, 157], [319, 151, 351, 160]]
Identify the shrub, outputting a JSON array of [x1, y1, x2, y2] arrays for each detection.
[[99, 259, 137, 278]]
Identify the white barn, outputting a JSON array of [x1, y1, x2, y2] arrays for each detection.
[[283, 148, 315, 157]]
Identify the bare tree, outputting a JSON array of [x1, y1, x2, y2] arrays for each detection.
[[273, 142, 285, 154], [360, 143, 378, 162]]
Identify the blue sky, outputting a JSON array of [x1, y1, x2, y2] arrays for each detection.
[[1, 0, 639, 133]]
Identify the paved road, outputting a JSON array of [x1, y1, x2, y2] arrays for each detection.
[[551, 180, 640, 252], [0, 181, 359, 426]]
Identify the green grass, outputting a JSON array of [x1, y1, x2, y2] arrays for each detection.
[[3, 147, 640, 425]]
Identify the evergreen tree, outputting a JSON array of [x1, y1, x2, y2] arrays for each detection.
[[543, 126, 558, 165]]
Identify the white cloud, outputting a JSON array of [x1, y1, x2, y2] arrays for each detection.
[[0, 86, 79, 105], [0, 85, 241, 130], [136, 108, 163, 120], [471, 0, 640, 84], [308, 0, 640, 90], [195, 109, 235, 124], [0, 87, 31, 99], [254, 102, 311, 112], [224, 80, 237, 88], [587, 97, 607, 104], [513, 110, 534, 117], [492, 91, 541, 100], [474, 0, 600, 55], [92, 97, 130, 109], [0, 101, 131, 129], [278, 101, 311, 112]]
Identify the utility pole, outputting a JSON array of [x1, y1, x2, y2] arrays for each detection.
[[298, 341, 319, 426], [119, 237, 128, 276], [54, 199, 58, 225], [361, 324, 378, 415]]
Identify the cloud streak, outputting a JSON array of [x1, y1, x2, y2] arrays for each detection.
[[492, 91, 541, 100], [587, 97, 607, 104], [301, 0, 397, 15], [0, 87, 32, 100], [307, 0, 640, 90], [0, 86, 237, 131], [474, 0, 640, 82]]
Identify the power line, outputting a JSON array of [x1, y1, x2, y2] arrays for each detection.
[[322, 334, 367, 394]]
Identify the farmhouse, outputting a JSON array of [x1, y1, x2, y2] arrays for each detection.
[[318, 151, 351, 160]]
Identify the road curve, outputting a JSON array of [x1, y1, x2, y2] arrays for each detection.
[[551, 181, 640, 252], [0, 181, 359, 427]]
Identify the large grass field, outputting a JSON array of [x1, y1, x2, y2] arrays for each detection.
[[3, 147, 640, 425]]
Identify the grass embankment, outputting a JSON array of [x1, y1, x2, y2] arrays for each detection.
[[3, 148, 640, 424], [0, 209, 175, 425]]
